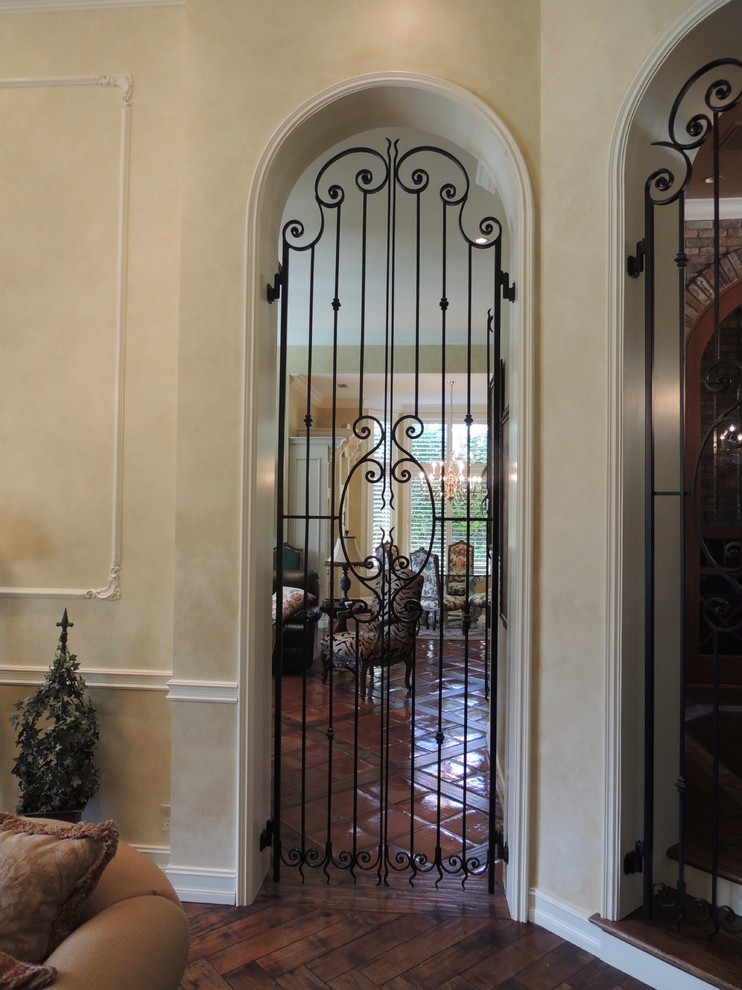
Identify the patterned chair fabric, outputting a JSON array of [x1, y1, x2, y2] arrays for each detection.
[[409, 547, 441, 631], [320, 553, 423, 698], [442, 540, 474, 625], [469, 587, 492, 626]]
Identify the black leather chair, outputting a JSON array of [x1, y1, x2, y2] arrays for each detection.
[[272, 567, 320, 674]]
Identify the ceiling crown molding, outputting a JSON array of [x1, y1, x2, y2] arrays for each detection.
[[0, 0, 183, 13]]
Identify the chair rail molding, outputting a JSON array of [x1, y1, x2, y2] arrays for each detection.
[[0, 664, 170, 692], [0, 73, 132, 601], [0, 1, 182, 12], [166, 679, 239, 704]]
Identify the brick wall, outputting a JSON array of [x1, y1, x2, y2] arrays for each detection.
[[684, 218, 742, 333]]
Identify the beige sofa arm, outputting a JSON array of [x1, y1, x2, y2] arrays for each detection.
[[45, 894, 190, 990], [77, 840, 182, 921]]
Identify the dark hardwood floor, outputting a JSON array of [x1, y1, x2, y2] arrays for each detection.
[[179, 872, 653, 990], [177, 639, 742, 989]]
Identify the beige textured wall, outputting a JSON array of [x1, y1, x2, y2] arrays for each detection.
[[537, 0, 704, 911], [0, 0, 726, 921], [0, 6, 184, 847], [170, 0, 541, 879]]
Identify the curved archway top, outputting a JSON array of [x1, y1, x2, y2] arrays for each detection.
[[249, 72, 533, 246], [686, 248, 742, 333]]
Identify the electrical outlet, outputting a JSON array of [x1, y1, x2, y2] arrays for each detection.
[[161, 804, 171, 831]]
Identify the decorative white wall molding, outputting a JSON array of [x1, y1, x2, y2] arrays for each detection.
[[0, 0, 182, 12], [0, 665, 171, 692], [166, 679, 239, 704], [0, 73, 132, 602], [166, 864, 237, 906]]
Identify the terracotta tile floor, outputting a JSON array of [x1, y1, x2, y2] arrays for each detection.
[[274, 632, 502, 886]]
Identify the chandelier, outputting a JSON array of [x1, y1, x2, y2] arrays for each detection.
[[419, 381, 486, 502], [717, 421, 742, 465]]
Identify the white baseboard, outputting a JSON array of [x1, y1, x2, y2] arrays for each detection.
[[133, 844, 237, 905], [166, 864, 237, 905], [529, 890, 602, 953], [529, 889, 715, 990]]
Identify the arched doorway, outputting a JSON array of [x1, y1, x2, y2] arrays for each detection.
[[609, 0, 742, 925], [239, 75, 534, 920]]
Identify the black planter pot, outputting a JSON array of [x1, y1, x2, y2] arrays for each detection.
[[20, 809, 84, 823]]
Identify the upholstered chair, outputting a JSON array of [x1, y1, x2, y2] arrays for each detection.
[[319, 552, 423, 698], [409, 547, 442, 630], [441, 539, 474, 625]]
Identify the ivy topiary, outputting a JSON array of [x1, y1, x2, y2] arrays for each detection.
[[9, 613, 100, 815]]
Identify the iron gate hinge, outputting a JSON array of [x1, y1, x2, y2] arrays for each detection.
[[267, 267, 283, 303], [623, 839, 643, 874], [627, 240, 645, 279], [259, 819, 274, 850], [495, 828, 509, 864], [499, 271, 516, 303]]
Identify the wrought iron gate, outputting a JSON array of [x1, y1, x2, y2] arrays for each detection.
[[632, 58, 742, 934], [270, 139, 512, 887]]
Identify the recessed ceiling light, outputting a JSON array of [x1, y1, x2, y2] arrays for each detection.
[[475, 236, 487, 244]]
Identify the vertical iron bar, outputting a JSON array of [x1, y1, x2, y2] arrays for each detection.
[[709, 109, 722, 925], [676, 195, 688, 907], [643, 192, 656, 919], [711, 629, 720, 926], [488, 236, 502, 893], [273, 238, 291, 882], [460, 239, 474, 875], [434, 196, 449, 876], [299, 244, 318, 869], [324, 203, 344, 877]]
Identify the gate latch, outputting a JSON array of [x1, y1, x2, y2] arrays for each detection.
[[259, 819, 274, 850]]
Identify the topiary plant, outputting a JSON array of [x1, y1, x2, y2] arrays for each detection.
[[9, 610, 100, 815]]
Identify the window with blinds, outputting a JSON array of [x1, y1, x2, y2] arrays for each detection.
[[366, 419, 489, 569]]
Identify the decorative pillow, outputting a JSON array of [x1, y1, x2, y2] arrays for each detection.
[[0, 813, 119, 964], [0, 951, 56, 990], [272, 586, 316, 623]]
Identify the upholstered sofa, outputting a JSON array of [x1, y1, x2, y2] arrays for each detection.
[[273, 567, 320, 674], [47, 839, 190, 990], [0, 813, 190, 990]]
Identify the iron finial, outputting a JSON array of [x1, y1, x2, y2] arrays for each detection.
[[57, 608, 74, 653]]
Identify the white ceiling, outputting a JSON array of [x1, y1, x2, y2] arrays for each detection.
[[296, 371, 490, 415], [280, 126, 508, 351]]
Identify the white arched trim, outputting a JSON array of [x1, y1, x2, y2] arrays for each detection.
[[238, 72, 534, 920], [603, 0, 732, 921]]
